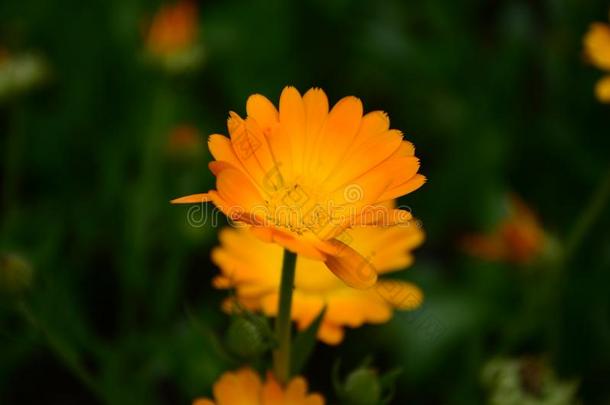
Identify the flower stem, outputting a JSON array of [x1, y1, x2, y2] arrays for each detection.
[[273, 249, 297, 384], [564, 165, 610, 262], [17, 301, 104, 401]]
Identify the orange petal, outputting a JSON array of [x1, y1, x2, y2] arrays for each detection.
[[285, 377, 308, 401], [279, 86, 306, 174], [209, 160, 240, 176], [315, 96, 363, 179], [270, 229, 327, 260], [302, 88, 329, 173], [192, 399, 215, 405], [379, 174, 427, 201], [208, 134, 242, 169], [391, 139, 416, 157], [317, 322, 345, 345], [375, 280, 423, 310], [246, 93, 279, 131], [325, 293, 391, 327], [352, 110, 390, 146], [261, 372, 284, 403], [584, 23, 610, 71], [595, 75, 610, 103], [216, 167, 264, 210], [170, 193, 210, 204], [353, 206, 413, 226], [212, 368, 262, 405], [324, 240, 377, 288], [326, 129, 403, 188]]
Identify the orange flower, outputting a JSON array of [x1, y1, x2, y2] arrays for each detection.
[[167, 124, 204, 157], [584, 12, 610, 102], [461, 195, 546, 265], [173, 87, 426, 288], [212, 204, 424, 345], [193, 368, 324, 405], [146, 0, 198, 57]]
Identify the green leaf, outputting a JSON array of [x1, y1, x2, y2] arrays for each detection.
[[291, 306, 326, 375]]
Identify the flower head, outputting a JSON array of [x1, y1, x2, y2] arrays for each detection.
[[193, 368, 324, 405], [144, 0, 203, 72], [212, 204, 424, 345], [166, 124, 204, 159], [146, 0, 198, 56], [584, 12, 610, 102], [461, 195, 546, 265], [173, 87, 425, 288]]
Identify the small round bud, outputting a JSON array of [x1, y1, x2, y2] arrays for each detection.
[[343, 368, 381, 405], [0, 253, 33, 297], [225, 316, 269, 359]]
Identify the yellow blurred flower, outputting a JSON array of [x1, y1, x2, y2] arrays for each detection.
[[212, 205, 424, 345], [173, 87, 426, 289], [193, 368, 324, 405], [583, 13, 610, 102], [461, 195, 546, 265]]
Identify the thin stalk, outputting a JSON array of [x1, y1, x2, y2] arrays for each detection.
[[273, 249, 297, 384], [563, 166, 610, 262], [17, 301, 104, 401]]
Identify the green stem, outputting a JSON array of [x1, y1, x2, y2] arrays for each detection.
[[273, 249, 297, 384], [563, 166, 610, 262], [17, 301, 104, 400]]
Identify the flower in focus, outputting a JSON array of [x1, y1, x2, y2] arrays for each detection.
[[461, 195, 546, 265], [193, 367, 324, 405], [144, 0, 204, 72], [173, 86, 426, 288], [583, 11, 610, 102], [212, 204, 424, 345]]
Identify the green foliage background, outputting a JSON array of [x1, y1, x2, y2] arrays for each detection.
[[1, 0, 609, 403]]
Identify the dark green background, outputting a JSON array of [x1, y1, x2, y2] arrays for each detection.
[[1, 0, 609, 403]]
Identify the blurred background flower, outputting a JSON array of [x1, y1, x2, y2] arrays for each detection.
[[144, 0, 204, 73], [583, 10, 610, 102], [461, 194, 547, 265], [482, 356, 579, 405]]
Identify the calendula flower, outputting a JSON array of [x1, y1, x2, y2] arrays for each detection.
[[145, 0, 204, 72], [461, 195, 546, 265], [146, 0, 198, 56], [583, 12, 610, 102], [193, 368, 324, 405], [173, 87, 425, 288], [212, 204, 424, 345]]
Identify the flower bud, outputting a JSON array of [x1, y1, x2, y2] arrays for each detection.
[[225, 315, 272, 359], [342, 368, 381, 405], [0, 253, 33, 298]]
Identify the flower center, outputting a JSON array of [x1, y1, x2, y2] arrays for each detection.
[[263, 182, 334, 235]]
